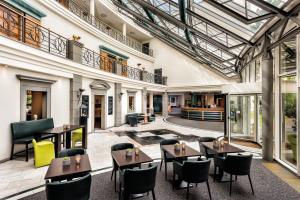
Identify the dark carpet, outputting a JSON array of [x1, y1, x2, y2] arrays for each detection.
[[21, 159, 300, 200], [166, 117, 224, 132]]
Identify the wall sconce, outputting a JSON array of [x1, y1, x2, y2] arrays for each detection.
[[0, 64, 8, 68], [77, 88, 85, 101], [137, 63, 141, 67], [118, 92, 124, 101]]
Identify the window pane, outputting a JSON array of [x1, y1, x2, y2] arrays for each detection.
[[280, 75, 297, 167], [280, 37, 296, 73]]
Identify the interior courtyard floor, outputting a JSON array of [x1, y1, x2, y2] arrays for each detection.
[[0, 116, 287, 200]]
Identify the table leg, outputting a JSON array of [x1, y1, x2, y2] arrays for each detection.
[[66, 131, 71, 149], [54, 134, 61, 157], [82, 126, 87, 149]]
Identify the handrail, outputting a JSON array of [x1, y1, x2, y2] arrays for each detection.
[[0, 3, 165, 84], [57, 0, 154, 57]]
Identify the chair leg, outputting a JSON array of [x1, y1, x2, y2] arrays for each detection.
[[206, 181, 212, 200], [172, 171, 175, 190], [25, 143, 29, 162], [213, 166, 217, 182], [248, 174, 254, 195], [10, 143, 14, 160], [229, 174, 232, 196], [115, 170, 117, 192], [186, 182, 190, 200], [152, 189, 156, 200], [235, 175, 237, 181], [111, 169, 114, 180], [165, 162, 168, 180], [160, 159, 163, 171]]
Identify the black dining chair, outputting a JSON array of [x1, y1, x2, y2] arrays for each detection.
[[215, 154, 254, 196], [46, 173, 91, 200], [120, 164, 158, 200], [173, 160, 211, 200], [160, 139, 184, 180], [111, 143, 136, 192], [58, 148, 85, 158], [198, 137, 215, 159], [128, 116, 138, 127]]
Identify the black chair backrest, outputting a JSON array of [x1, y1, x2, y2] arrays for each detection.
[[123, 165, 157, 194], [160, 139, 179, 157], [128, 116, 138, 124], [46, 173, 91, 200], [198, 137, 214, 151], [11, 118, 54, 140], [111, 143, 134, 152], [182, 160, 211, 183], [224, 154, 253, 175], [58, 148, 85, 158]]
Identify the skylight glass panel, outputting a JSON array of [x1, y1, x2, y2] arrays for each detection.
[[262, 0, 288, 8]]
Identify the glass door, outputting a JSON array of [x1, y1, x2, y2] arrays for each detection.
[[229, 95, 258, 142]]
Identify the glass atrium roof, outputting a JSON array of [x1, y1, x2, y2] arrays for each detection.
[[112, 0, 296, 77]]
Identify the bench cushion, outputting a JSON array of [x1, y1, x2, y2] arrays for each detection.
[[11, 118, 54, 141], [14, 136, 35, 144]]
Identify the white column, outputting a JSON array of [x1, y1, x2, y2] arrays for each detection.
[[90, 0, 95, 16], [122, 23, 127, 36]]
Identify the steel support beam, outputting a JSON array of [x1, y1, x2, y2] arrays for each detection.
[[202, 0, 275, 24]]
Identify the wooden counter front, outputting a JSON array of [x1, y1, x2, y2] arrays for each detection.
[[181, 107, 224, 121]]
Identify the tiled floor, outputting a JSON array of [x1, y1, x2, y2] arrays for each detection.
[[0, 116, 261, 199]]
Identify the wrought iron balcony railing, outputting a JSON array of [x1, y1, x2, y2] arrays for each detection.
[[56, 0, 154, 57], [0, 3, 165, 85]]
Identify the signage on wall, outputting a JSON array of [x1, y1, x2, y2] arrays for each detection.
[[81, 95, 89, 118], [108, 96, 113, 115]]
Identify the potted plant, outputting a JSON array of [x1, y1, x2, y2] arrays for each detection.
[[288, 134, 297, 162], [62, 156, 71, 167], [174, 143, 181, 151]]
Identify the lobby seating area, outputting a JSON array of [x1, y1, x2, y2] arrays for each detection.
[[1, 0, 300, 199]]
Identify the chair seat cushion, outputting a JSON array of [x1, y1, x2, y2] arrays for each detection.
[[14, 136, 35, 144], [36, 140, 54, 147]]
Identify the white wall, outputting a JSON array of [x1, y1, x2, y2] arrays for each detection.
[[121, 88, 143, 124], [150, 39, 236, 87], [82, 77, 115, 131], [0, 67, 70, 161]]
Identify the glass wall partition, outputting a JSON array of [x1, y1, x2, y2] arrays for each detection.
[[229, 94, 261, 143], [280, 75, 297, 167], [279, 36, 297, 168]]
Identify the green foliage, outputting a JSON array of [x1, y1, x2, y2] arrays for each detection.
[[283, 93, 296, 118]]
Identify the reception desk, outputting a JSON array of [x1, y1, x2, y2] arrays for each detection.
[[181, 107, 224, 121]]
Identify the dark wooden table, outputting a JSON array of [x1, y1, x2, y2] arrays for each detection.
[[162, 144, 202, 159], [201, 142, 245, 154], [40, 125, 86, 157], [45, 154, 91, 182], [162, 144, 202, 189], [202, 142, 244, 182], [111, 149, 153, 168], [112, 149, 153, 197]]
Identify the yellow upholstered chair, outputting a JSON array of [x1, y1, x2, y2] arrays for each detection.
[[32, 139, 55, 168], [72, 128, 82, 147]]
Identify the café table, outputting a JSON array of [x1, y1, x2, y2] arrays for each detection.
[[111, 149, 153, 197], [201, 142, 244, 182], [162, 144, 203, 189], [45, 154, 91, 182], [40, 125, 86, 157]]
